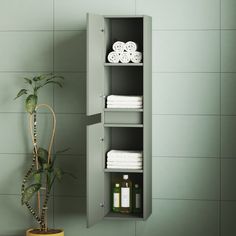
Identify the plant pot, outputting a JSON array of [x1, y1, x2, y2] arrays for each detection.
[[26, 229, 64, 236]]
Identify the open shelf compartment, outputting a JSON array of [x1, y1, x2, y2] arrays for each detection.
[[104, 172, 143, 219]]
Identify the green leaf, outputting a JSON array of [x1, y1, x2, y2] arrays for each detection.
[[44, 81, 63, 88], [34, 172, 41, 184], [46, 75, 64, 81], [21, 183, 41, 205], [32, 76, 41, 82], [25, 95, 37, 114], [55, 168, 63, 181], [14, 89, 28, 100], [37, 148, 48, 165], [25, 169, 43, 182], [24, 78, 32, 85]]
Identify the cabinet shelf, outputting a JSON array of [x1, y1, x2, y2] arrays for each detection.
[[104, 168, 143, 173], [104, 63, 143, 66], [104, 108, 143, 112], [104, 123, 143, 128], [104, 212, 143, 220]]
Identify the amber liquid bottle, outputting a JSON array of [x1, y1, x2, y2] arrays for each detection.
[[112, 183, 121, 212], [120, 174, 132, 213]]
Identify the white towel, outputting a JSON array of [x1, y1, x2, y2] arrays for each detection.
[[107, 101, 142, 105], [130, 51, 142, 63], [107, 51, 120, 63], [107, 161, 142, 166], [107, 104, 142, 108], [107, 95, 143, 103], [107, 150, 143, 158], [125, 41, 138, 52], [107, 157, 143, 162], [119, 52, 131, 63], [112, 41, 125, 53], [107, 165, 142, 170]]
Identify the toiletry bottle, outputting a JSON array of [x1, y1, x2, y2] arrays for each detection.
[[120, 174, 132, 213], [112, 183, 121, 212], [133, 184, 142, 213]]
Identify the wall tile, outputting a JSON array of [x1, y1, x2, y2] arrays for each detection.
[[55, 114, 86, 155], [0, 195, 35, 235], [153, 73, 220, 114], [153, 115, 220, 157], [0, 154, 31, 194], [136, 0, 220, 30], [153, 31, 220, 72], [221, 201, 236, 236], [221, 73, 236, 115], [221, 31, 236, 72], [54, 31, 86, 72], [221, 159, 236, 200], [0, 113, 53, 154], [54, 156, 86, 197], [0, 32, 53, 72], [0, 73, 53, 113], [0, 0, 53, 30], [54, 197, 135, 236], [153, 157, 220, 200], [54, 73, 86, 114], [221, 116, 236, 158], [136, 199, 219, 236], [221, 0, 236, 29], [54, 0, 135, 30]]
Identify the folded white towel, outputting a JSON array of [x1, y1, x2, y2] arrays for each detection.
[[107, 95, 143, 102], [130, 51, 142, 63], [107, 104, 142, 108], [107, 161, 142, 165], [112, 41, 125, 53], [107, 101, 142, 105], [119, 52, 131, 63], [125, 41, 138, 52], [107, 150, 143, 157], [107, 157, 143, 162], [107, 165, 142, 170], [107, 51, 120, 63]]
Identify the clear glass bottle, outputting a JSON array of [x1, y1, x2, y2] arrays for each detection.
[[120, 174, 132, 213], [133, 184, 142, 213], [112, 183, 121, 212]]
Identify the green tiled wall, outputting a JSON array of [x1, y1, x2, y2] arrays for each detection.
[[0, 0, 235, 236]]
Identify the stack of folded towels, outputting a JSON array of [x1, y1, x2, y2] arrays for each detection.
[[106, 95, 143, 109], [107, 41, 142, 63], [106, 150, 143, 170]]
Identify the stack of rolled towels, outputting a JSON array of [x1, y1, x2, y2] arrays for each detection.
[[106, 95, 143, 109], [106, 150, 143, 170], [107, 41, 142, 63]]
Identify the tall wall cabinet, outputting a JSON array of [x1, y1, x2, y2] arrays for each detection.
[[86, 13, 152, 227]]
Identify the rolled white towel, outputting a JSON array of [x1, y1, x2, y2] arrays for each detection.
[[107, 51, 120, 63], [112, 41, 125, 53], [107, 95, 143, 103], [125, 41, 138, 52], [130, 51, 142, 63], [119, 52, 131, 63]]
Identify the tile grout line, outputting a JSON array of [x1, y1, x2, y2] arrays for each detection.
[[219, 0, 222, 235]]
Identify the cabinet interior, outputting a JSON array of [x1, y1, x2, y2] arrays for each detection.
[[104, 17, 143, 62], [104, 172, 143, 219]]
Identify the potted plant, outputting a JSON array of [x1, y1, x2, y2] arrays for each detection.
[[15, 73, 73, 236]]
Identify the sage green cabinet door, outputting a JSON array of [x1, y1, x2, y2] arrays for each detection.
[[87, 122, 104, 227], [86, 13, 104, 116]]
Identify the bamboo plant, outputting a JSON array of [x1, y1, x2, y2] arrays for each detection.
[[15, 74, 73, 233]]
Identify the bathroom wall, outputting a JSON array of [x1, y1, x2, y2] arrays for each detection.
[[0, 0, 235, 235]]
